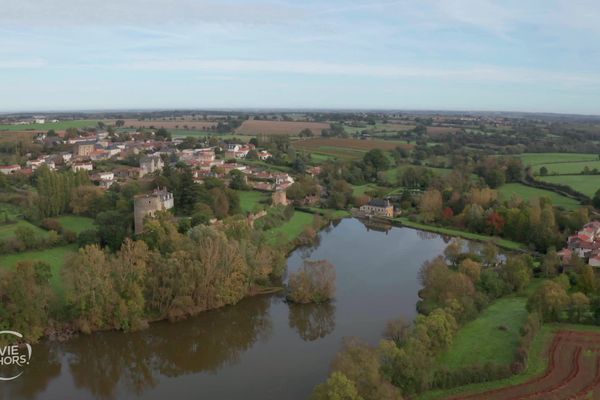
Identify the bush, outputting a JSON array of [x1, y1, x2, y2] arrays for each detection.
[[41, 218, 63, 233], [287, 260, 336, 304]]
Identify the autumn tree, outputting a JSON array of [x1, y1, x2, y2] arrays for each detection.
[[419, 189, 442, 222], [288, 260, 336, 304]]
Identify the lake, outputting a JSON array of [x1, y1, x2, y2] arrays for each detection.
[[2, 218, 456, 400]]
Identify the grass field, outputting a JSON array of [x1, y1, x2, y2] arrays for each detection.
[[352, 183, 391, 197], [0, 220, 50, 240], [439, 297, 528, 370], [540, 175, 600, 197], [265, 211, 314, 244], [0, 245, 77, 295], [518, 153, 598, 166], [56, 215, 95, 234], [384, 165, 453, 183], [238, 190, 269, 214], [0, 119, 100, 132], [498, 183, 580, 209], [395, 217, 524, 250]]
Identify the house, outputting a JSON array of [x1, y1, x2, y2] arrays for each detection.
[[0, 164, 21, 175], [133, 188, 174, 234], [257, 150, 272, 161], [139, 154, 164, 177], [360, 199, 394, 218], [73, 141, 96, 157], [72, 162, 93, 172]]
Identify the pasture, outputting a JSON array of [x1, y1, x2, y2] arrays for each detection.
[[540, 175, 600, 197], [235, 120, 330, 136], [56, 215, 95, 234], [265, 211, 314, 244], [0, 219, 49, 240], [498, 183, 580, 209], [518, 153, 598, 166], [438, 298, 528, 371], [238, 190, 269, 214], [0, 245, 77, 295]]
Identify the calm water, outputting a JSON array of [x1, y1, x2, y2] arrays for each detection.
[[2, 219, 455, 400]]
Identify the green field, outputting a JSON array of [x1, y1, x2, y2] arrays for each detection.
[[0, 220, 50, 240], [56, 215, 95, 234], [498, 183, 580, 209], [396, 217, 524, 250], [238, 190, 269, 214], [384, 165, 453, 183], [518, 153, 598, 165], [540, 175, 600, 197], [0, 245, 77, 295], [0, 119, 100, 132], [352, 183, 391, 197], [439, 297, 528, 370], [265, 211, 314, 244]]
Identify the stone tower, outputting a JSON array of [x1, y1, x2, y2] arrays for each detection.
[[133, 188, 174, 234]]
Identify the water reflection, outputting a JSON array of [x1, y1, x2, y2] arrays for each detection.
[[1, 344, 61, 400], [288, 303, 336, 342]]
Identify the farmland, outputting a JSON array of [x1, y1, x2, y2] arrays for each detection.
[[235, 120, 330, 136], [107, 118, 217, 131], [444, 330, 600, 400], [540, 175, 600, 197], [498, 183, 580, 210], [295, 138, 412, 160], [517, 152, 600, 175], [0, 119, 100, 132]]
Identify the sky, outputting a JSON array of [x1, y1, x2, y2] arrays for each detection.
[[1, 0, 600, 114]]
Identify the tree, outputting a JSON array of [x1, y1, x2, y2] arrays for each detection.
[[331, 338, 402, 400], [363, 149, 390, 172], [311, 372, 363, 400], [459, 259, 481, 284], [63, 245, 117, 333], [501, 255, 532, 293], [527, 280, 569, 322], [569, 292, 590, 323], [229, 169, 248, 190], [419, 189, 442, 222], [287, 260, 336, 304], [383, 318, 411, 346], [539, 166, 548, 176], [0, 261, 54, 342], [541, 247, 560, 278]]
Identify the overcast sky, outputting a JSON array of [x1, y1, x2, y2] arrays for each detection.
[[2, 0, 600, 114]]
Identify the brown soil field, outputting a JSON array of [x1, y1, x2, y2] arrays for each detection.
[[235, 120, 330, 136], [377, 123, 416, 131], [295, 138, 413, 151], [105, 119, 218, 130], [448, 330, 600, 400], [428, 126, 462, 136], [0, 131, 39, 142]]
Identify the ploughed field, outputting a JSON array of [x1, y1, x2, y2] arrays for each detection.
[[295, 138, 412, 159], [235, 120, 330, 136], [448, 331, 600, 400]]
